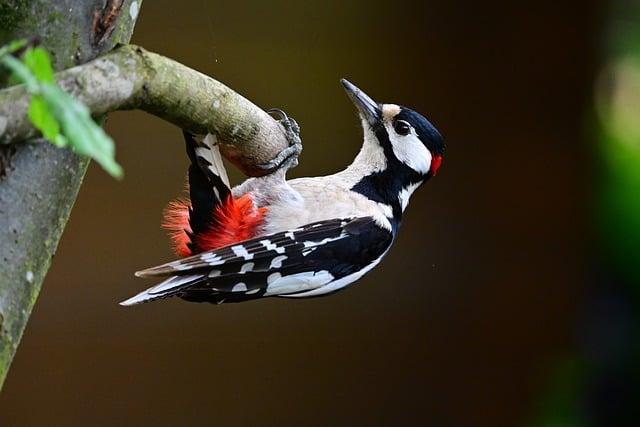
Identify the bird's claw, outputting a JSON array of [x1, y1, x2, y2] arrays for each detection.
[[258, 108, 303, 172], [267, 108, 301, 147], [257, 143, 302, 172]]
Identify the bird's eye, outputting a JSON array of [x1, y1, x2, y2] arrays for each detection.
[[393, 120, 411, 136]]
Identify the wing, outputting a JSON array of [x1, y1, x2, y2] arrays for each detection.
[[121, 217, 393, 305]]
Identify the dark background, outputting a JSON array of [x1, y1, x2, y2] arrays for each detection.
[[0, 1, 604, 425]]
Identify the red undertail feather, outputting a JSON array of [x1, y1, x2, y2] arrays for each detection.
[[162, 199, 193, 257], [198, 194, 268, 252], [162, 194, 267, 257]]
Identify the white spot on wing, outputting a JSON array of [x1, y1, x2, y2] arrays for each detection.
[[232, 245, 253, 260], [302, 233, 346, 248], [269, 255, 287, 269], [240, 262, 254, 273], [231, 283, 248, 292], [261, 239, 285, 254], [201, 253, 223, 265]]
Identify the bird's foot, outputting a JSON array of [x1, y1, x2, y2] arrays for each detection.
[[258, 108, 303, 172]]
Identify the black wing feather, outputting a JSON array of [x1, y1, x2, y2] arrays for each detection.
[[123, 217, 393, 305]]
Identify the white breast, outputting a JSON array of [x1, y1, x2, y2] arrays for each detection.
[[237, 175, 392, 234]]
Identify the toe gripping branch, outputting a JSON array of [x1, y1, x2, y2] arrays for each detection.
[[257, 108, 303, 172]]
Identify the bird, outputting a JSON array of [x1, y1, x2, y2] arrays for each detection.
[[120, 79, 444, 306]]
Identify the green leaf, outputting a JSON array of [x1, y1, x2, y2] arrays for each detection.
[[22, 47, 54, 83], [40, 84, 123, 178], [0, 41, 124, 179], [52, 133, 69, 148], [27, 95, 63, 144], [0, 54, 38, 91]]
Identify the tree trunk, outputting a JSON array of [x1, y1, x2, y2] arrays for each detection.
[[0, 0, 141, 388]]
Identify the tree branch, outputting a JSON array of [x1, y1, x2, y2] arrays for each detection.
[[0, 44, 292, 176]]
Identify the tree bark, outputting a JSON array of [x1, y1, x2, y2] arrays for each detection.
[[0, 0, 141, 389]]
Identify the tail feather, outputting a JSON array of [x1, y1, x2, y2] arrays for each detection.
[[120, 274, 202, 306], [195, 133, 230, 190], [185, 132, 230, 202], [164, 132, 234, 257]]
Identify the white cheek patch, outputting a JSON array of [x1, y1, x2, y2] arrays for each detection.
[[386, 124, 432, 174]]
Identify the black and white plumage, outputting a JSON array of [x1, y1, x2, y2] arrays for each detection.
[[121, 79, 444, 306]]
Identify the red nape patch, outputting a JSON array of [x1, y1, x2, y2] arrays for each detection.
[[162, 194, 267, 257], [430, 155, 443, 176]]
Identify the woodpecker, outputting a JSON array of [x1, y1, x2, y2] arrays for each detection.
[[121, 79, 444, 306]]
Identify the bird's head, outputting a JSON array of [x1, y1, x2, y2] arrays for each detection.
[[341, 79, 444, 180]]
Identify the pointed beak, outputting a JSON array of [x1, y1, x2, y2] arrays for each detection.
[[340, 78, 381, 127]]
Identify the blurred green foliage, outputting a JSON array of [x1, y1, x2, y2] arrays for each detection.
[[0, 41, 122, 178], [534, 7, 640, 427], [596, 52, 640, 289]]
